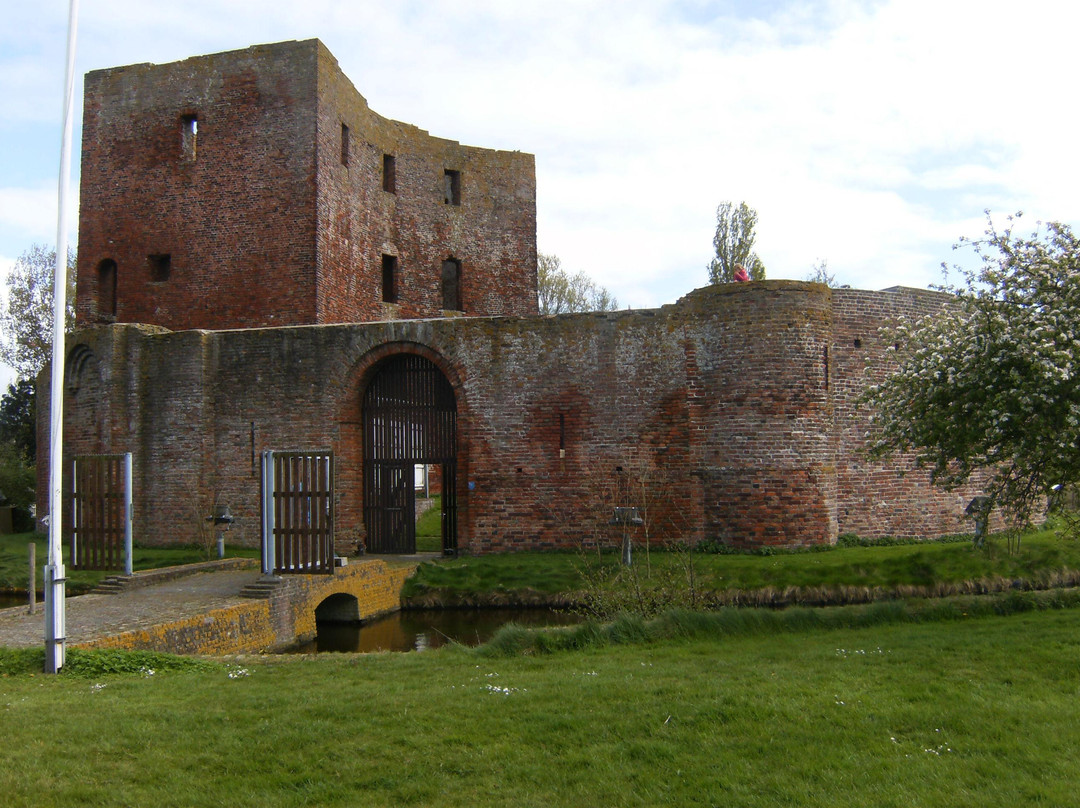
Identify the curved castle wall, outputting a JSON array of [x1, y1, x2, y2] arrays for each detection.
[[39, 282, 977, 553]]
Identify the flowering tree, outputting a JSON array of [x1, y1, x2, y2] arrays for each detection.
[[864, 214, 1080, 535]]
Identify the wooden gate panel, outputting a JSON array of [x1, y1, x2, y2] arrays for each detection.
[[263, 450, 334, 575], [70, 454, 131, 572]]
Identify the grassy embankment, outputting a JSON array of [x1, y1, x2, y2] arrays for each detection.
[[403, 527, 1080, 608], [1, 593, 1079, 806], [0, 531, 259, 596]]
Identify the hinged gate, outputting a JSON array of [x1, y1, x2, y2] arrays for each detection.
[[261, 450, 335, 574], [70, 453, 133, 573]]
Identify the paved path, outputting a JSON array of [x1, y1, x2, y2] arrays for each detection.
[[0, 568, 262, 649]]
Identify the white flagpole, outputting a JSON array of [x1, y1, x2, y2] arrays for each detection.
[[45, 0, 81, 674]]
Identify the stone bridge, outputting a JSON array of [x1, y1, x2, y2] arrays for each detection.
[[0, 558, 419, 656]]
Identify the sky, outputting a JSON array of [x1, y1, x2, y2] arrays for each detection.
[[2, 0, 1079, 388]]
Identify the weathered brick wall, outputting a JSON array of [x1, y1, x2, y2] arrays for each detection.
[[76, 41, 321, 330], [314, 43, 537, 322], [40, 281, 976, 554], [830, 287, 984, 537], [75, 39, 537, 332]]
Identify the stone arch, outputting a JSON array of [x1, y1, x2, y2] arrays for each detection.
[[361, 352, 458, 555], [64, 343, 110, 454], [335, 342, 469, 556], [314, 592, 360, 623]]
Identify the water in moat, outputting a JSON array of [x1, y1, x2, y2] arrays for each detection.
[[288, 608, 585, 654], [0, 593, 39, 610]]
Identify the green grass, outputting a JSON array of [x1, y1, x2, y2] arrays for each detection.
[[403, 527, 1080, 605], [0, 531, 259, 596], [415, 495, 442, 553], [2, 603, 1080, 806]]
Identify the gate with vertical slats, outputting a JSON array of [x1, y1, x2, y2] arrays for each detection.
[[70, 454, 132, 573], [261, 450, 335, 574], [363, 354, 457, 554]]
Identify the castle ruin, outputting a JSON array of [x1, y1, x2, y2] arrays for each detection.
[[39, 40, 978, 555]]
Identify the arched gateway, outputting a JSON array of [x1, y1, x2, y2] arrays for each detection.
[[362, 354, 458, 554]]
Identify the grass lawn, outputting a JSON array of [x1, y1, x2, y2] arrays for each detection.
[[415, 495, 442, 553], [1, 604, 1079, 806], [0, 531, 259, 596], [404, 527, 1080, 605]]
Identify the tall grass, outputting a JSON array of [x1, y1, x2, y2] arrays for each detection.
[[480, 586, 1080, 657], [404, 527, 1080, 610]]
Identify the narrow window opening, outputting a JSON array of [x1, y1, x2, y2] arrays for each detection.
[[383, 154, 396, 193], [181, 115, 198, 161], [97, 259, 117, 316], [823, 346, 830, 390], [341, 123, 350, 166], [381, 254, 397, 303], [148, 253, 172, 283], [441, 258, 462, 311], [558, 413, 566, 458], [853, 338, 862, 349], [443, 169, 461, 205]]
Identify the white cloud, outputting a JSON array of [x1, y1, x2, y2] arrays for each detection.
[[2, 0, 1078, 309]]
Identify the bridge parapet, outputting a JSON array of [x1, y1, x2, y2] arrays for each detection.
[[77, 559, 417, 655]]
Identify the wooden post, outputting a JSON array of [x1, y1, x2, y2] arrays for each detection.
[[28, 543, 36, 615]]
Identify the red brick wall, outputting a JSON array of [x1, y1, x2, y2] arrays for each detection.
[[40, 282, 976, 554], [75, 40, 537, 332], [76, 42, 321, 330], [313, 44, 537, 322], [829, 287, 985, 537]]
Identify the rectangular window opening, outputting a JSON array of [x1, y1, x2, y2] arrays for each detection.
[[383, 154, 396, 193], [97, 259, 117, 317], [381, 254, 398, 303], [181, 115, 198, 161], [444, 169, 461, 206], [441, 258, 462, 311], [341, 123, 350, 166], [148, 253, 171, 283]]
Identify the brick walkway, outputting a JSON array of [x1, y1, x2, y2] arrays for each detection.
[[0, 568, 262, 649]]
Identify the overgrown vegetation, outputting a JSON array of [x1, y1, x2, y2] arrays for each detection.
[[0, 646, 221, 677], [404, 526, 1080, 612], [864, 213, 1080, 544]]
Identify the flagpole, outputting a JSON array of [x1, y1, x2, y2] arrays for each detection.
[[45, 0, 81, 674]]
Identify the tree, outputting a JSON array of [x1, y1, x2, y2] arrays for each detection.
[[538, 252, 619, 315], [863, 213, 1080, 538], [707, 201, 766, 284], [0, 379, 36, 462], [806, 259, 837, 287], [0, 244, 76, 379]]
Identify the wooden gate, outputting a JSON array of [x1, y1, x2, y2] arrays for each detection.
[[261, 450, 334, 574], [363, 354, 457, 554], [70, 453, 132, 573]]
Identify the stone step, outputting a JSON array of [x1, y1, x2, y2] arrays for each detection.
[[92, 576, 133, 595], [239, 577, 285, 599]]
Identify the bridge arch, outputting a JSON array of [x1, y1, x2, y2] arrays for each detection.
[[314, 592, 360, 623]]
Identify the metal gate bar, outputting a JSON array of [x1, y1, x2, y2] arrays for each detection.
[[70, 453, 132, 573], [261, 450, 334, 575], [362, 354, 457, 554]]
